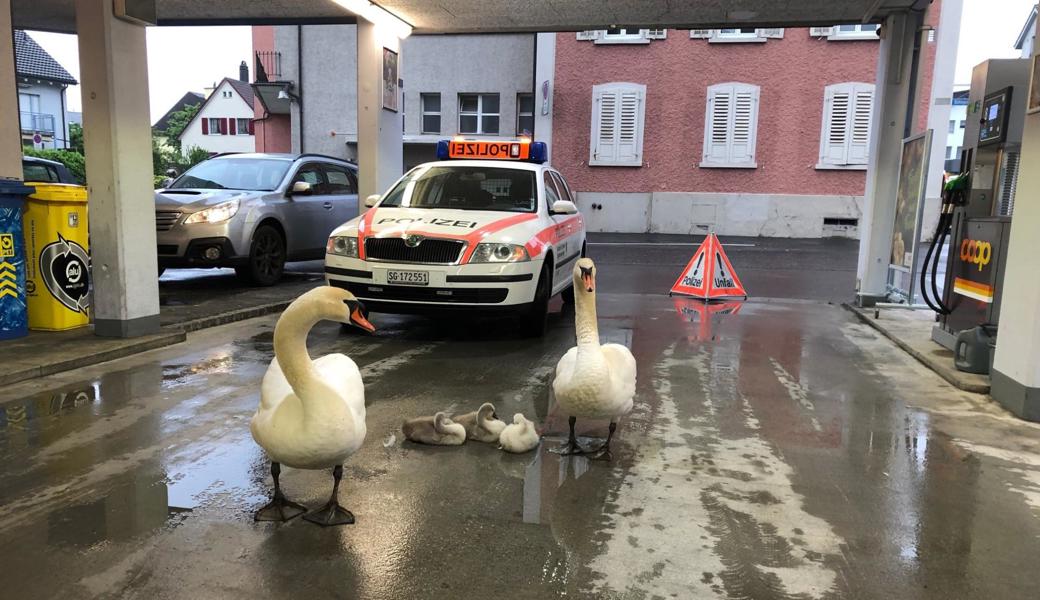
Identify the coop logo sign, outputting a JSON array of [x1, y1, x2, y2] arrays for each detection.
[[960, 239, 992, 272]]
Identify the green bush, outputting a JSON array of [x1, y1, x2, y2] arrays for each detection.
[[183, 145, 211, 168], [23, 148, 85, 183]]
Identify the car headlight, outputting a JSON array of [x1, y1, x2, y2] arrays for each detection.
[[327, 235, 359, 258], [184, 200, 239, 224], [470, 243, 529, 263]]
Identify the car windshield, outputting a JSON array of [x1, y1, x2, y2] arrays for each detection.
[[379, 165, 537, 212], [170, 158, 292, 191]]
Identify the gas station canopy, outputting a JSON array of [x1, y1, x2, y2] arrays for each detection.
[[16, 0, 927, 34]]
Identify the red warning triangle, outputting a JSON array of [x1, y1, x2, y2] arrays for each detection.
[[669, 233, 747, 300]]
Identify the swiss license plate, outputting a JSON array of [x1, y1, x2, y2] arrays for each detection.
[[386, 270, 429, 286]]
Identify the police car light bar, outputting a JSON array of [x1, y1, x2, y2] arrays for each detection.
[[436, 139, 547, 164]]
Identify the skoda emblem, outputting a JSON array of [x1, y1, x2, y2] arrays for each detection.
[[404, 234, 424, 248]]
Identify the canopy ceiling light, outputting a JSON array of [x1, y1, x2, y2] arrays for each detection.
[[331, 0, 413, 38]]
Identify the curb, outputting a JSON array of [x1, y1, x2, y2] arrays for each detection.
[[842, 304, 990, 394], [1, 300, 292, 388], [164, 299, 293, 333], [0, 330, 188, 387]]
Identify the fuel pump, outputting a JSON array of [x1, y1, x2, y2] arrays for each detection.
[[930, 59, 1028, 370]]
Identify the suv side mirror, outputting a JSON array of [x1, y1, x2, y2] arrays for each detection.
[[364, 194, 381, 208], [550, 200, 578, 215], [290, 181, 313, 196]]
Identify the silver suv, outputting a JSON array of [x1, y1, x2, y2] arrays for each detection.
[[155, 153, 359, 285]]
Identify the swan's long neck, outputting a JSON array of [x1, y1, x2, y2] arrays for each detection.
[[574, 281, 600, 348], [273, 301, 353, 427]]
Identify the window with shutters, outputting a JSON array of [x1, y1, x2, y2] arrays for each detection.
[[693, 28, 784, 42], [577, 28, 667, 44], [817, 82, 875, 169], [589, 82, 646, 167], [236, 118, 252, 135], [813, 24, 880, 40], [206, 118, 222, 136], [700, 83, 760, 168]]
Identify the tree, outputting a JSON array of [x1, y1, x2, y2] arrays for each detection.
[[68, 123, 84, 154], [160, 104, 200, 152]]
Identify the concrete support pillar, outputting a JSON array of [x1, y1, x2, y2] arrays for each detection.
[[356, 19, 402, 204], [855, 11, 925, 305], [533, 33, 556, 162], [0, 0, 23, 180], [75, 0, 160, 337], [920, 0, 964, 236], [991, 19, 1040, 421]]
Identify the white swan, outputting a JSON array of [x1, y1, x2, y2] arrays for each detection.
[[551, 258, 636, 460], [250, 286, 376, 526], [453, 402, 507, 443], [498, 414, 539, 453], [402, 412, 467, 445]]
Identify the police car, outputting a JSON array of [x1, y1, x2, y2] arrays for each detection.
[[324, 139, 585, 335]]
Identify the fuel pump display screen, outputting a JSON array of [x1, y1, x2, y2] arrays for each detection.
[[979, 87, 1012, 146]]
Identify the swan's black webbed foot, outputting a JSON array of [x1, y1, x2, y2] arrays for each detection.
[[303, 464, 356, 526], [549, 415, 588, 455], [256, 461, 307, 522], [303, 501, 356, 526]]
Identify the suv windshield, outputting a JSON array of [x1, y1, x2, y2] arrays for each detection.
[[379, 165, 536, 212], [170, 158, 292, 191]]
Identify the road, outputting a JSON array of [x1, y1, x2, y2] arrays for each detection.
[[2, 235, 1039, 599]]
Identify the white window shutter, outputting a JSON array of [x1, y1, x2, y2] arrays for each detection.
[[757, 28, 785, 39], [616, 89, 643, 163], [820, 86, 851, 164], [592, 89, 619, 163], [703, 83, 759, 167], [819, 82, 874, 166], [576, 30, 601, 41], [810, 26, 834, 37], [848, 85, 875, 164], [689, 29, 714, 39], [590, 83, 646, 167], [730, 89, 757, 163], [704, 87, 732, 163], [646, 29, 667, 39]]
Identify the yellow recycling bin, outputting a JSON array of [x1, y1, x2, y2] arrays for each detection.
[[22, 183, 90, 330]]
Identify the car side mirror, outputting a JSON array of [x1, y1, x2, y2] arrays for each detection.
[[551, 200, 578, 215], [289, 181, 313, 196], [364, 194, 381, 208]]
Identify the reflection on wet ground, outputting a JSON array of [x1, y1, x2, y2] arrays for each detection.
[[1, 295, 1039, 599]]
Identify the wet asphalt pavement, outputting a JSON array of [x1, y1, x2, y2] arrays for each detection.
[[2, 238, 1040, 599]]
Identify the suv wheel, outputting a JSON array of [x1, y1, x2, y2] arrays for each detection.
[[237, 225, 285, 286], [522, 262, 551, 337]]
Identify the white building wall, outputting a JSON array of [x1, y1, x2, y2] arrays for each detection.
[[945, 101, 967, 160], [17, 80, 68, 149], [179, 80, 255, 155]]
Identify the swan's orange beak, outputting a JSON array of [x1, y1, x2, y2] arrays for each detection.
[[350, 306, 376, 332], [579, 266, 595, 292]]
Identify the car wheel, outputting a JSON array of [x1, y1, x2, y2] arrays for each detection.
[[522, 262, 551, 337], [237, 225, 285, 286]]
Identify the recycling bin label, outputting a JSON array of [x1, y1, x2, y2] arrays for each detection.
[[39, 233, 90, 313]]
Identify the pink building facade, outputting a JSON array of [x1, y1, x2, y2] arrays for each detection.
[[251, 26, 291, 154], [548, 25, 937, 238]]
